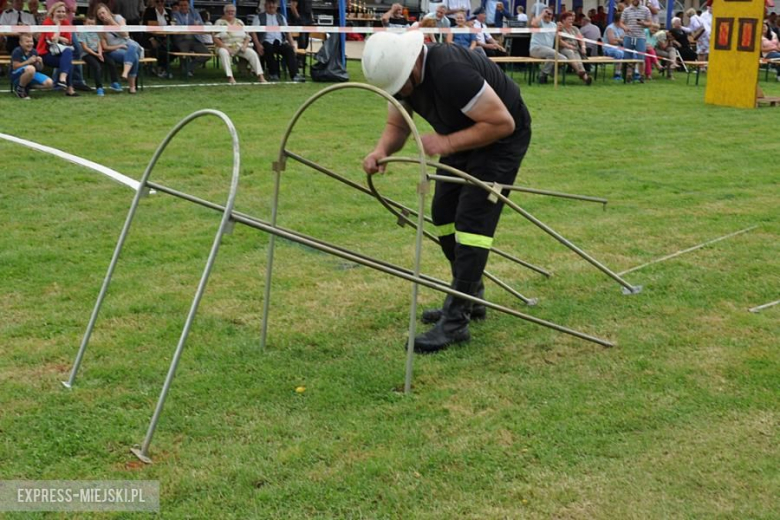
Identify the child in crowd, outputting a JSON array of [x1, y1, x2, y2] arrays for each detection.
[[200, 10, 214, 45], [644, 22, 662, 79], [11, 33, 53, 99], [79, 14, 122, 96]]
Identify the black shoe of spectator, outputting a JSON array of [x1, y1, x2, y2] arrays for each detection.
[[292, 74, 305, 83], [15, 85, 30, 99], [268, 74, 280, 81], [74, 83, 93, 92], [539, 73, 548, 84], [56, 80, 68, 90]]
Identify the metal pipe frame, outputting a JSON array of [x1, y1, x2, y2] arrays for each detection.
[[371, 157, 641, 295], [58, 110, 241, 466], [58, 87, 620, 464]]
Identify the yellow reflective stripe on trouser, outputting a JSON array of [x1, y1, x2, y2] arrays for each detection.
[[435, 223, 456, 237], [456, 231, 493, 249]]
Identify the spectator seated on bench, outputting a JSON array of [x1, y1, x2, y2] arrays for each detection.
[[652, 25, 677, 79], [446, 12, 476, 50], [579, 16, 600, 57], [0, 0, 36, 55], [96, 3, 142, 94], [172, 0, 210, 77], [643, 23, 664, 79], [200, 9, 214, 45], [37, 1, 78, 96], [473, 7, 507, 58], [557, 11, 592, 84], [670, 17, 697, 65], [421, 4, 450, 43], [11, 33, 53, 99], [79, 13, 121, 96], [251, 0, 304, 82], [762, 21, 780, 82], [213, 4, 267, 84], [529, 7, 565, 84], [602, 18, 626, 80], [141, 0, 173, 78]]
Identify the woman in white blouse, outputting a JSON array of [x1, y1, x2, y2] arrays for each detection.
[[213, 4, 267, 84]]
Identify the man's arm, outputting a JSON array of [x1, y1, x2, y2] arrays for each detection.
[[252, 33, 264, 54], [285, 19, 296, 47], [363, 102, 412, 174], [421, 82, 515, 156], [381, 4, 398, 25], [647, 0, 659, 16], [639, 8, 652, 27], [443, 0, 461, 16]]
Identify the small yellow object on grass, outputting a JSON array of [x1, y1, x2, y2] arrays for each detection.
[[295, 386, 306, 394]]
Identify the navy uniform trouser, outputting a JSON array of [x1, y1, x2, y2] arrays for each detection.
[[432, 118, 531, 285]]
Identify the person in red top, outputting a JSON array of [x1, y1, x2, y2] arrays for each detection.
[[37, 1, 78, 96]]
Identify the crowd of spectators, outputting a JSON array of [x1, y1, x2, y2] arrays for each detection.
[[527, 3, 717, 83], [1, 0, 307, 99]]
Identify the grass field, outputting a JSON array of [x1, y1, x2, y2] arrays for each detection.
[[1, 61, 779, 518]]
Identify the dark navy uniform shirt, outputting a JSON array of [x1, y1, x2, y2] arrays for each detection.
[[400, 43, 529, 141]]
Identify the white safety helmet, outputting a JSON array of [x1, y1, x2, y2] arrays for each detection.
[[361, 31, 424, 96]]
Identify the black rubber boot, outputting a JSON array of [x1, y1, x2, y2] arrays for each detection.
[[413, 280, 480, 354], [421, 279, 486, 324]]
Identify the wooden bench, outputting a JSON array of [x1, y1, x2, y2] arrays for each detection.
[[585, 57, 643, 82], [489, 57, 551, 84], [756, 95, 780, 107], [2, 57, 85, 92], [3, 56, 157, 93], [682, 60, 708, 85], [169, 51, 215, 78], [489, 56, 642, 85], [760, 57, 780, 82], [138, 57, 158, 88]]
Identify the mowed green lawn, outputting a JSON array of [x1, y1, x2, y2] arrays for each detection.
[[1, 62, 778, 518]]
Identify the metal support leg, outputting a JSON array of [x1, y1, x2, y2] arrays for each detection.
[[131, 211, 236, 463], [259, 168, 283, 351], [61, 187, 150, 390]]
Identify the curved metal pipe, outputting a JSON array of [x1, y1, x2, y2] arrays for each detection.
[[130, 110, 241, 463], [268, 83, 429, 394], [56, 109, 240, 465]]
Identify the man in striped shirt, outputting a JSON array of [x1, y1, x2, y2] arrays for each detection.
[[620, 0, 651, 82]]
